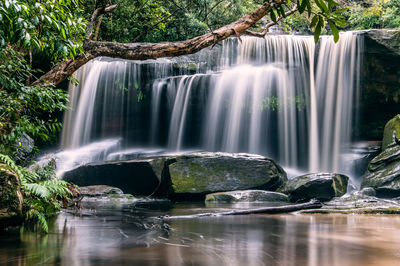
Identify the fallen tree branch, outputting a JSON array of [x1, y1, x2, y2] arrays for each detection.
[[244, 4, 297, 37], [159, 199, 322, 220], [33, 1, 283, 86]]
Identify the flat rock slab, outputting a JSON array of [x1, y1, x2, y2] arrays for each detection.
[[299, 191, 400, 214], [79, 185, 124, 197], [205, 190, 288, 203], [280, 173, 349, 202]]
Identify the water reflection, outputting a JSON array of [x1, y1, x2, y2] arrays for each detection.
[[1, 202, 400, 265]]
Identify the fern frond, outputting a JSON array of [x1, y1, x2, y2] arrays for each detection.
[[22, 183, 51, 199], [39, 179, 72, 197], [27, 209, 48, 233], [0, 154, 24, 179]]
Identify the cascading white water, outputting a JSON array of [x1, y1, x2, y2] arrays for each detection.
[[59, 32, 363, 176]]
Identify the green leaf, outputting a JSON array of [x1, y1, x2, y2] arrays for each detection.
[[326, 0, 340, 7], [306, 0, 312, 17], [314, 16, 324, 43], [310, 15, 319, 29], [333, 8, 349, 14], [328, 20, 339, 43], [61, 27, 66, 39], [314, 0, 329, 13], [298, 0, 307, 14], [270, 9, 277, 22], [279, 6, 285, 17]]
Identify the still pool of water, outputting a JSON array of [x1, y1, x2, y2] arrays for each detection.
[[1, 200, 400, 266]]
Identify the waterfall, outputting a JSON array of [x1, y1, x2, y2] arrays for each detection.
[[59, 32, 363, 175]]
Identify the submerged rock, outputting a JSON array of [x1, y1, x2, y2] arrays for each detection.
[[0, 170, 24, 229], [205, 190, 288, 203], [79, 185, 124, 197], [300, 190, 400, 214], [280, 173, 349, 202], [167, 152, 287, 198]]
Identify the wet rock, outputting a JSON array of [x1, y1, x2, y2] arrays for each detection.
[[362, 116, 400, 198], [63, 157, 167, 196], [363, 29, 400, 56], [13, 133, 35, 164], [358, 30, 400, 140], [79, 185, 124, 197], [63, 152, 287, 200], [361, 145, 400, 198], [205, 190, 288, 203], [168, 152, 287, 198], [381, 114, 400, 151], [0, 170, 24, 229], [299, 190, 400, 214], [280, 173, 349, 202], [357, 187, 376, 197]]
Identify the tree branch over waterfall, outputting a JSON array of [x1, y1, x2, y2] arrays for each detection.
[[244, 5, 298, 37], [33, 0, 276, 86], [32, 0, 349, 86]]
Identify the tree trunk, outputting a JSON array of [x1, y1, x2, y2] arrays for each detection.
[[159, 199, 323, 220], [33, 1, 282, 86]]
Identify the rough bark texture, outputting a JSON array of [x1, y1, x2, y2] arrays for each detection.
[[33, 1, 279, 86], [160, 199, 323, 220]]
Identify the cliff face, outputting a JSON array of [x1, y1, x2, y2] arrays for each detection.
[[358, 29, 400, 140]]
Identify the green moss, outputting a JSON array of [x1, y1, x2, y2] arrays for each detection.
[[332, 175, 348, 197], [382, 114, 400, 150]]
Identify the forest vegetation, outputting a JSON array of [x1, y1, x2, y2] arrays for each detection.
[[0, 0, 399, 232]]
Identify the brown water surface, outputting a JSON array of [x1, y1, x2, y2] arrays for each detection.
[[1, 201, 400, 265]]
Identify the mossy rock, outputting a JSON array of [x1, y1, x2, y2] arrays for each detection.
[[168, 152, 287, 197], [382, 114, 400, 151], [361, 147, 400, 198], [205, 190, 288, 203], [0, 170, 24, 229], [280, 173, 349, 202], [362, 115, 400, 197]]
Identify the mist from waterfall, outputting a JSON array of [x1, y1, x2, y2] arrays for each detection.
[[59, 32, 363, 175]]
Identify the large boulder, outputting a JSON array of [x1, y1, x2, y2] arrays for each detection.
[[361, 145, 400, 197], [0, 170, 24, 229], [205, 190, 288, 203], [62, 157, 168, 196], [280, 173, 349, 202], [167, 152, 287, 198]]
